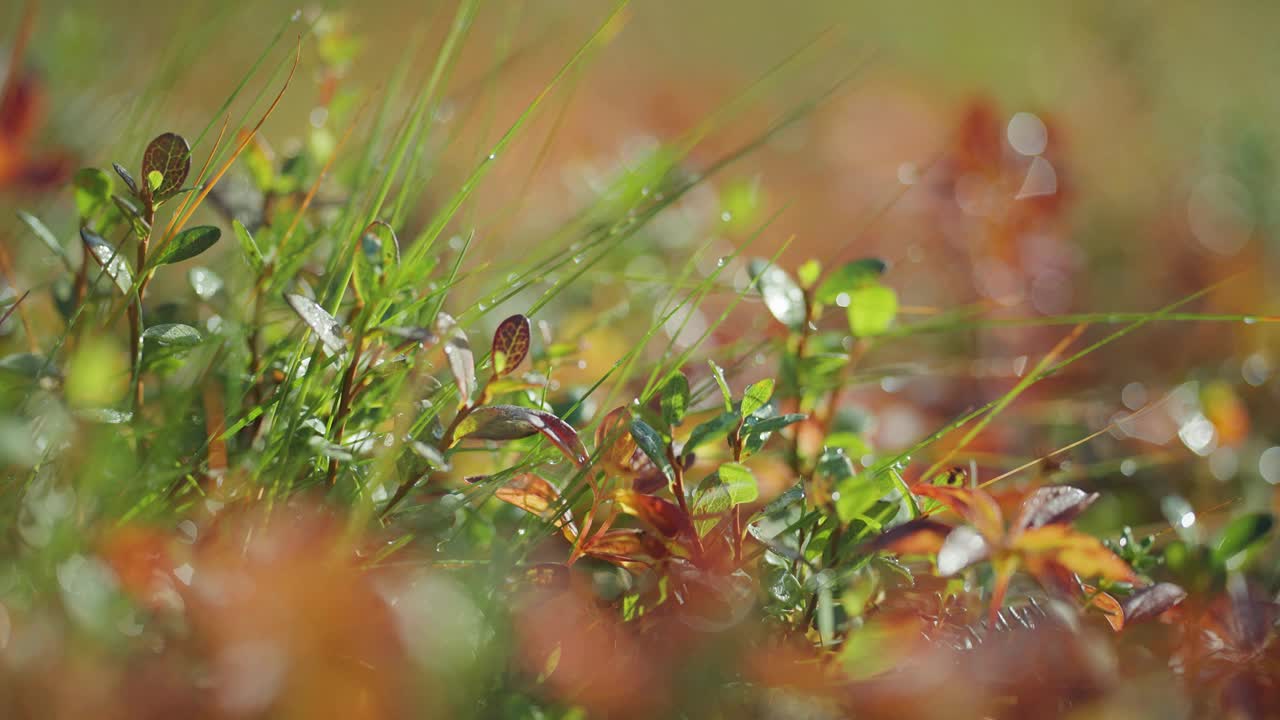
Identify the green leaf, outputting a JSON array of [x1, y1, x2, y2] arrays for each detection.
[[142, 323, 202, 347], [16, 211, 73, 270], [73, 167, 113, 219], [232, 220, 264, 274], [796, 259, 822, 290], [112, 195, 149, 240], [140, 132, 191, 202], [718, 462, 758, 504], [740, 378, 775, 417], [629, 417, 672, 480], [683, 411, 739, 453], [691, 474, 732, 537], [815, 258, 887, 304], [748, 258, 806, 329], [846, 283, 897, 337], [151, 226, 221, 267], [0, 353, 53, 379], [353, 221, 399, 302], [660, 372, 690, 428], [79, 227, 133, 295], [707, 359, 732, 412], [1213, 512, 1273, 570]]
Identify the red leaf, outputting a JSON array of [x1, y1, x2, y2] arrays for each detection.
[[455, 405, 588, 467], [491, 314, 531, 377], [140, 132, 191, 201], [613, 489, 691, 538], [1121, 582, 1187, 626], [1013, 485, 1099, 531]]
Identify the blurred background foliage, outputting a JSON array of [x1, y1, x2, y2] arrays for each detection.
[[3, 0, 1280, 717]]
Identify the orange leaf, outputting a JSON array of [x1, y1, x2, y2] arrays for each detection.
[[496, 473, 577, 539], [1082, 584, 1125, 632], [1012, 525, 1136, 583], [595, 406, 640, 474], [913, 484, 1004, 541]]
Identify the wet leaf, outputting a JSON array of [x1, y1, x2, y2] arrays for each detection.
[[742, 412, 805, 441], [495, 473, 575, 532], [613, 489, 690, 538], [748, 258, 806, 329], [846, 282, 897, 337], [232, 220, 264, 274], [683, 411, 739, 453], [815, 257, 887, 304], [72, 167, 113, 218], [1013, 485, 1100, 531], [112, 195, 149, 239], [435, 312, 475, 403], [142, 323, 201, 347], [16, 210, 72, 270], [140, 132, 190, 202], [491, 314, 531, 377], [408, 440, 451, 471], [454, 405, 588, 466], [707, 359, 732, 412], [660, 372, 690, 428], [284, 293, 347, 355], [1121, 582, 1187, 625], [740, 377, 774, 417], [111, 162, 139, 197], [937, 525, 990, 575], [80, 227, 133, 295], [629, 417, 671, 480], [354, 221, 399, 302], [1213, 512, 1273, 569], [150, 225, 220, 267]]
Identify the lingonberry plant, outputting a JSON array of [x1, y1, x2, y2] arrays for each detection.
[[2, 3, 1279, 719]]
